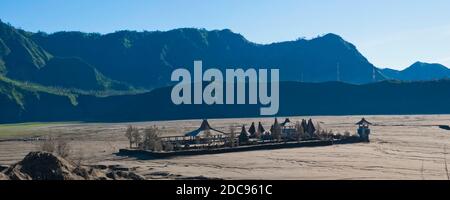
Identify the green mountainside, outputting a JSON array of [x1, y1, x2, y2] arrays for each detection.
[[0, 20, 131, 91]]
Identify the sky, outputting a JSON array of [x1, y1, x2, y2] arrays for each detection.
[[1, 0, 450, 70]]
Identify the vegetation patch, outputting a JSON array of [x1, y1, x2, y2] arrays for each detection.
[[0, 122, 76, 139]]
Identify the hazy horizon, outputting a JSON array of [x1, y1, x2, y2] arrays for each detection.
[[1, 0, 449, 70]]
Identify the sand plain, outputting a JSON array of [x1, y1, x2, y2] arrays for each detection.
[[1, 115, 450, 180]]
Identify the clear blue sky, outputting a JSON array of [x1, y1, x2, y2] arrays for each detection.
[[1, 0, 450, 69]]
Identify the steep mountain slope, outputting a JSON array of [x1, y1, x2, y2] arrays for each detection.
[[0, 20, 130, 91], [381, 62, 450, 81], [34, 57, 131, 90], [0, 21, 52, 78]]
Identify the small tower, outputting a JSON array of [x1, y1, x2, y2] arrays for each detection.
[[336, 62, 340, 82], [356, 118, 372, 142], [372, 67, 376, 82]]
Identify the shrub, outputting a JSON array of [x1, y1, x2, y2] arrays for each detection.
[[344, 131, 351, 138], [163, 142, 174, 152], [55, 138, 70, 159], [40, 136, 56, 153], [40, 135, 71, 158]]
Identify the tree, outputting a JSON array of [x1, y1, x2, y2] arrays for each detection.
[[131, 127, 141, 148], [315, 122, 321, 136], [272, 118, 282, 142], [142, 126, 162, 151], [306, 119, 316, 138], [295, 121, 304, 142], [256, 122, 265, 139], [125, 125, 134, 148], [248, 122, 256, 138], [228, 126, 237, 147], [239, 125, 249, 145], [301, 119, 308, 138]]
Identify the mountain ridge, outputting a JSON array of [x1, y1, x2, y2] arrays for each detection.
[[381, 61, 450, 81], [3, 19, 449, 87], [30, 26, 386, 87]]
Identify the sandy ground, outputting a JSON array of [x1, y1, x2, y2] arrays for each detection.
[[1, 115, 450, 180]]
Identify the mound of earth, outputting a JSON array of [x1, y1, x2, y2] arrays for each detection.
[[2, 152, 144, 180]]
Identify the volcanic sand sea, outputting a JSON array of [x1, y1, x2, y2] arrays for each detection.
[[1, 115, 450, 180]]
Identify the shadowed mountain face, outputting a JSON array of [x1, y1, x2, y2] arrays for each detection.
[[381, 62, 450, 81], [4, 78, 450, 123]]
